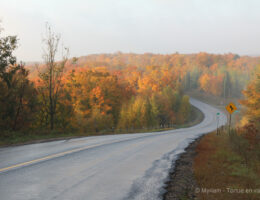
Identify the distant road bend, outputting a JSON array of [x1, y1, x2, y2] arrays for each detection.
[[0, 98, 227, 200]]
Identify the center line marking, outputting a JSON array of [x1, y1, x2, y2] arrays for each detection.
[[0, 133, 164, 173], [0, 143, 103, 173]]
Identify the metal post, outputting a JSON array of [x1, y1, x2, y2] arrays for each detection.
[[228, 114, 232, 135], [216, 112, 220, 135], [217, 115, 219, 135]]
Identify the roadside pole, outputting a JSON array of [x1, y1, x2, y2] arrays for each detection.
[[225, 102, 237, 135], [228, 113, 231, 135], [216, 112, 220, 135]]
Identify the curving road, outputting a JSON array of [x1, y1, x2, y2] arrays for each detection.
[[0, 98, 227, 200]]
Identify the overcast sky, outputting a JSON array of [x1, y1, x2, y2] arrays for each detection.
[[0, 0, 260, 62]]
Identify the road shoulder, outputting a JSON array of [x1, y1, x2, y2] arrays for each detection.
[[163, 137, 201, 200]]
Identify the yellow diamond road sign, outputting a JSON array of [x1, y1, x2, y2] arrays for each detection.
[[226, 102, 237, 114]]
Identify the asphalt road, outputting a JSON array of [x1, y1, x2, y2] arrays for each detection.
[[0, 98, 227, 200]]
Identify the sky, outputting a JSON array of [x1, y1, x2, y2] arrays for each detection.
[[0, 0, 260, 62]]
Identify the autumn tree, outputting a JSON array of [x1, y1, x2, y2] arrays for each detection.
[[240, 66, 260, 130], [38, 24, 68, 130], [64, 69, 126, 132], [157, 87, 181, 126], [199, 73, 211, 93], [196, 52, 213, 67]]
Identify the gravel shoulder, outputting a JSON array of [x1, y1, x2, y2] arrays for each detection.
[[163, 137, 201, 200]]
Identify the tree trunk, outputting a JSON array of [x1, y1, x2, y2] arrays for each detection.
[[49, 63, 54, 130], [13, 84, 25, 130]]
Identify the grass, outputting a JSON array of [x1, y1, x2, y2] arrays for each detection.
[[0, 105, 204, 147], [193, 131, 260, 200], [0, 130, 85, 147]]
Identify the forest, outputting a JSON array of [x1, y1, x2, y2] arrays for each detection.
[[0, 26, 259, 143]]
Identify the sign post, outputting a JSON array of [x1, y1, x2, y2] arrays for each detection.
[[216, 112, 220, 135], [225, 102, 237, 135]]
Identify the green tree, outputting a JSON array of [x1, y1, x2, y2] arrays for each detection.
[[117, 96, 157, 130], [0, 25, 17, 82], [178, 95, 191, 123], [223, 71, 232, 99], [0, 25, 38, 131]]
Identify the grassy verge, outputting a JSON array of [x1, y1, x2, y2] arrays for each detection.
[[193, 131, 260, 200], [0, 130, 86, 147], [0, 105, 204, 147]]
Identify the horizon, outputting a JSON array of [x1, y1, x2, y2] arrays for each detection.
[[24, 51, 260, 65]]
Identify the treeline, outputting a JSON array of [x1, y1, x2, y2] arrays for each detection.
[[32, 67, 191, 132], [0, 27, 191, 134], [59, 70, 190, 132], [29, 52, 258, 99]]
